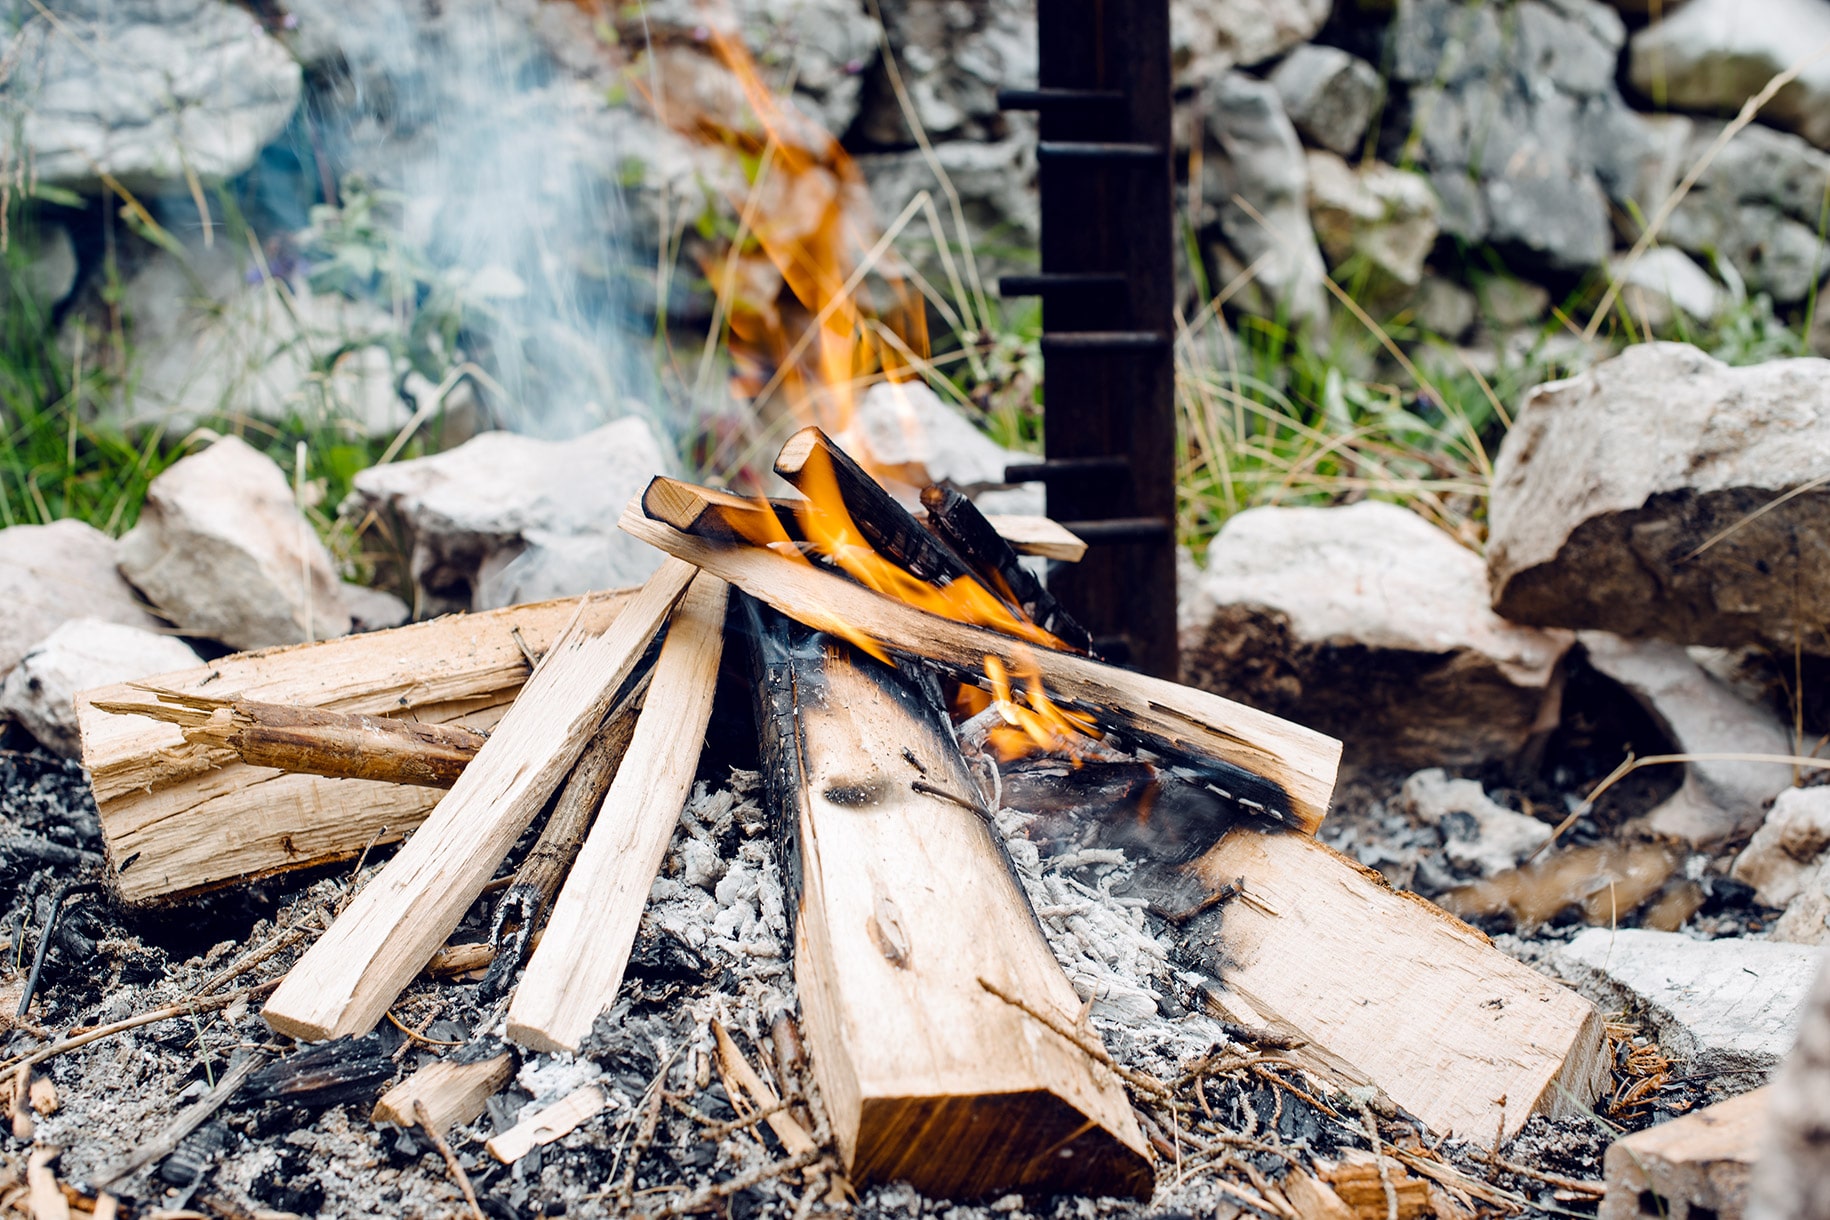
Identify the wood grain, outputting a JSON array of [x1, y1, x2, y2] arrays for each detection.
[[753, 620, 1152, 1198], [1185, 830, 1609, 1142], [371, 1053, 514, 1135], [624, 486, 1341, 832], [261, 563, 694, 1042], [506, 574, 729, 1053], [980, 514, 1087, 563], [1600, 1087, 1767, 1220], [77, 593, 631, 905]]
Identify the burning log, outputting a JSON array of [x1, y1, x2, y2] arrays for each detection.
[[261, 563, 694, 1042], [748, 604, 1152, 1198], [506, 574, 729, 1053], [1182, 830, 1608, 1142], [76, 591, 632, 905], [623, 480, 1341, 831], [89, 693, 487, 789], [919, 483, 1093, 653]]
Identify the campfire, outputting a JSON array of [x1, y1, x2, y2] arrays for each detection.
[[60, 425, 1616, 1213]]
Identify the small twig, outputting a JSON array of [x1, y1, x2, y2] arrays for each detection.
[[94, 1050, 270, 1186], [697, 1098, 792, 1141], [1487, 1155, 1606, 1195], [509, 625, 541, 670], [0, 979, 281, 1087], [977, 976, 1171, 1098], [18, 882, 99, 1018], [191, 918, 318, 997], [385, 1007, 461, 1049], [910, 779, 994, 821], [646, 1148, 822, 1217], [618, 1076, 668, 1209], [1359, 1102, 1399, 1220], [1249, 1063, 1341, 1118], [415, 1099, 485, 1220]]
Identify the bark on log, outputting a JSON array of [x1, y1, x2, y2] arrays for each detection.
[[624, 481, 1341, 831], [262, 565, 694, 1042], [747, 602, 1152, 1198]]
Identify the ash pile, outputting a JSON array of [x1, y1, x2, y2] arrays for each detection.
[[0, 419, 1823, 1220]]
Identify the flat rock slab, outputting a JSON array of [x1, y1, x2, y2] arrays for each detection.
[[0, 520, 166, 679], [1489, 343, 1830, 654], [1555, 928, 1820, 1073], [1182, 500, 1571, 766]]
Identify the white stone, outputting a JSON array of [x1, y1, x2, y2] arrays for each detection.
[[1556, 928, 1821, 1071], [340, 582, 412, 633], [1629, 0, 1830, 153], [1, 0, 302, 191], [1580, 632, 1795, 843], [1306, 151, 1440, 288], [1, 619, 202, 757], [1735, 788, 1830, 946], [118, 435, 352, 650], [839, 380, 1043, 515], [1489, 344, 1830, 654], [1181, 500, 1572, 765], [0, 519, 167, 678], [1272, 44, 1384, 157], [1612, 247, 1723, 329], [346, 417, 670, 612], [1171, 0, 1332, 84], [1400, 768, 1553, 877]]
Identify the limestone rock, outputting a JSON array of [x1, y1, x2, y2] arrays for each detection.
[[1400, 768, 1553, 878], [1181, 500, 1573, 766], [1306, 151, 1440, 289], [118, 436, 352, 650], [837, 380, 1042, 516], [1271, 45, 1384, 157], [1614, 248, 1723, 331], [1, 620, 202, 758], [1749, 953, 1830, 1220], [1734, 788, 1830, 946], [1555, 928, 1820, 1073], [1629, 0, 1830, 154], [0, 520, 166, 679], [340, 582, 412, 634], [1172, 0, 1332, 85], [1199, 72, 1329, 326], [1770, 869, 1830, 945], [855, 0, 1035, 146], [346, 418, 670, 613], [1580, 632, 1795, 843], [1, 0, 302, 192], [1391, 0, 1645, 273], [1489, 344, 1830, 655]]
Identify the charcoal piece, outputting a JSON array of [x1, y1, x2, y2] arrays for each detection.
[[243, 1033, 396, 1109], [1003, 759, 1266, 864], [159, 1120, 234, 1187]]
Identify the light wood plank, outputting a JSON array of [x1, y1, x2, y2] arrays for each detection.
[[1186, 830, 1608, 1142], [1600, 1087, 1768, 1220], [485, 1085, 607, 1164], [623, 486, 1341, 832], [261, 563, 695, 1042], [982, 514, 1088, 563], [371, 1053, 514, 1135], [506, 574, 729, 1053]]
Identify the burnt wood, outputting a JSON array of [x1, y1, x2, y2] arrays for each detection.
[[918, 483, 1092, 653]]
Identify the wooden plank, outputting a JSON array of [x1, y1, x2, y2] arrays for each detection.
[[1184, 830, 1609, 1142], [981, 514, 1087, 563], [750, 613, 1152, 1198], [1600, 1087, 1768, 1220], [919, 484, 1092, 653], [506, 574, 729, 1053], [261, 563, 695, 1042], [77, 593, 631, 905], [623, 485, 1341, 832], [371, 1053, 514, 1136], [485, 1085, 607, 1165]]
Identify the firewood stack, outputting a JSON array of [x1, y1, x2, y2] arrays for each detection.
[[74, 429, 1612, 1202]]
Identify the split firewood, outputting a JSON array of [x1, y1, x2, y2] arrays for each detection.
[[1318, 1152, 1434, 1220], [747, 605, 1151, 1198], [623, 482, 1342, 830], [1183, 830, 1607, 1141], [90, 693, 487, 789], [506, 574, 729, 1053], [919, 483, 1093, 653], [485, 1083, 608, 1164], [1600, 1086, 1767, 1220], [77, 591, 632, 905], [371, 1051, 514, 1136], [262, 564, 695, 1042], [479, 697, 642, 999], [977, 513, 1087, 562]]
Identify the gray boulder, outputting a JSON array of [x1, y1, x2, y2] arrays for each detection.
[[1488, 344, 1830, 655], [1629, 0, 1830, 153], [1555, 928, 1820, 1074], [1271, 44, 1385, 157], [346, 417, 670, 613], [1391, 0, 1645, 273], [0, 520, 167, 678], [1172, 0, 1332, 86], [1734, 787, 1830, 946], [0, 619, 202, 757], [1306, 151, 1439, 289], [1613, 247, 1723, 330], [855, 0, 1035, 146], [1749, 954, 1830, 1220], [1580, 632, 1795, 843], [1181, 500, 1573, 766], [118, 436, 352, 650], [1, 0, 301, 191], [1199, 73, 1329, 325]]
